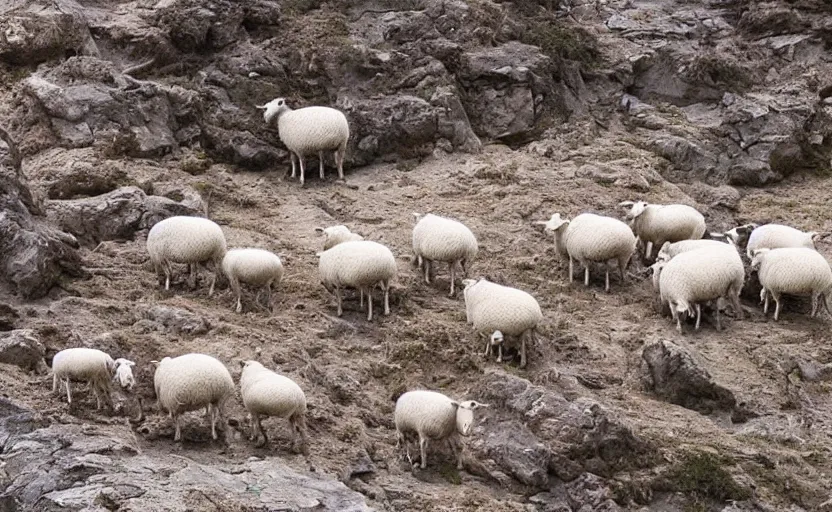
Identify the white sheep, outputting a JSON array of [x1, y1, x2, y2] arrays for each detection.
[[51, 348, 116, 409], [656, 246, 745, 332], [153, 353, 235, 441], [256, 98, 349, 186], [239, 360, 308, 453], [739, 223, 820, 259], [222, 248, 284, 314], [619, 201, 706, 260], [146, 216, 227, 296], [412, 213, 478, 296], [317, 240, 397, 321], [657, 238, 736, 262], [750, 248, 832, 321], [314, 225, 364, 251], [394, 390, 489, 469], [462, 278, 543, 368], [536, 212, 636, 292], [113, 358, 136, 391]]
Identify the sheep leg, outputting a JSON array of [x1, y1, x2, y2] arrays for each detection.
[[694, 304, 702, 331], [773, 294, 782, 321], [449, 262, 456, 297], [618, 257, 627, 283], [318, 151, 325, 179], [210, 404, 220, 440], [449, 435, 463, 470], [188, 263, 198, 290], [419, 435, 428, 469], [605, 268, 610, 293], [174, 414, 182, 442], [483, 335, 491, 358], [763, 291, 770, 315], [359, 289, 364, 308], [424, 260, 431, 284], [52, 374, 58, 394], [335, 146, 345, 181], [568, 257, 574, 283], [298, 155, 306, 186], [383, 282, 390, 316], [583, 265, 590, 287], [266, 282, 275, 314], [231, 277, 242, 313], [335, 287, 343, 316], [163, 261, 172, 291], [496, 343, 502, 363], [367, 288, 374, 321], [65, 380, 72, 405], [644, 241, 653, 260], [460, 259, 469, 277], [290, 152, 297, 178], [715, 303, 723, 331], [520, 332, 527, 369], [255, 416, 267, 447], [292, 414, 309, 454], [811, 293, 819, 317]]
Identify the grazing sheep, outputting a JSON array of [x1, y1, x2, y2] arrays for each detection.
[[317, 240, 397, 321], [657, 238, 736, 262], [239, 360, 308, 453], [256, 98, 349, 186], [462, 278, 543, 368], [536, 212, 636, 292], [146, 216, 227, 296], [113, 358, 136, 391], [657, 247, 745, 332], [750, 248, 832, 321], [619, 201, 706, 260], [412, 213, 478, 296], [222, 248, 284, 314], [314, 225, 364, 251], [739, 223, 820, 259], [153, 353, 235, 441], [51, 348, 116, 409], [394, 390, 489, 469]]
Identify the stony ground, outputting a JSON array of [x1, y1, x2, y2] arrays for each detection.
[[1, 0, 832, 510]]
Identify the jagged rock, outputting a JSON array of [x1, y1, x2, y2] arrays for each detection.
[[203, 125, 285, 171], [0, 0, 96, 65], [458, 42, 553, 139], [0, 304, 20, 331], [641, 339, 737, 415], [140, 306, 210, 336], [0, 330, 45, 372], [25, 148, 130, 200], [470, 369, 655, 487], [0, 398, 373, 511], [0, 129, 83, 299], [45, 186, 200, 247], [682, 182, 741, 210]]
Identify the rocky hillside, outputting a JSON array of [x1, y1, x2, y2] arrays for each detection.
[[1, 0, 832, 510]]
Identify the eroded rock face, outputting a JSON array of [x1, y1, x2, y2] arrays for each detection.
[[0, 329, 45, 372], [0, 398, 373, 511]]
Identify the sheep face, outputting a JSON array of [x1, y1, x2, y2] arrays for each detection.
[[490, 331, 504, 347], [724, 223, 757, 246], [535, 213, 569, 234], [750, 248, 770, 270], [256, 98, 291, 125], [455, 400, 489, 436], [619, 200, 648, 221], [461, 278, 480, 291]]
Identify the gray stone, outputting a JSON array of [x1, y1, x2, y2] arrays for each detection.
[[142, 306, 210, 336], [0, 330, 45, 372], [0, 0, 95, 65]]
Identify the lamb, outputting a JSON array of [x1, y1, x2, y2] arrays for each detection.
[[51, 348, 116, 409], [146, 216, 227, 296], [750, 248, 832, 321], [239, 360, 308, 453], [412, 213, 478, 296], [222, 248, 284, 314], [394, 390, 489, 469], [738, 223, 820, 259], [314, 225, 364, 251], [656, 238, 736, 262], [619, 201, 706, 260], [317, 240, 397, 321], [656, 246, 745, 332], [536, 212, 636, 292], [462, 278, 543, 368], [256, 98, 349, 186], [153, 353, 235, 441], [113, 358, 136, 391]]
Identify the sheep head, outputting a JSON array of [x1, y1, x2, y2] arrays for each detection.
[[456, 400, 490, 436], [534, 213, 569, 234], [256, 97, 291, 125], [724, 223, 758, 246], [749, 248, 770, 270], [619, 200, 648, 220]]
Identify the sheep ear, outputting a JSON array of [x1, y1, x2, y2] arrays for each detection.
[[473, 402, 490, 409], [618, 201, 635, 208], [238, 360, 246, 368], [314, 227, 324, 234], [450, 400, 460, 409], [255, 104, 267, 110], [809, 231, 820, 242], [315, 251, 324, 257], [533, 220, 548, 226]]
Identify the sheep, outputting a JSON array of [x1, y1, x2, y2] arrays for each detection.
[[462, 278, 542, 368], [51, 348, 116, 409], [153, 353, 235, 441], [256, 98, 349, 186], [113, 358, 136, 391], [317, 240, 397, 321], [222, 248, 284, 314], [619, 201, 706, 260], [239, 360, 308, 453], [536, 212, 637, 292], [656, 246, 745, 332], [394, 390, 489, 469], [146, 216, 227, 296], [750, 248, 832, 321], [737, 223, 820, 259], [412, 213, 478, 296], [314, 225, 364, 251], [656, 238, 736, 262]]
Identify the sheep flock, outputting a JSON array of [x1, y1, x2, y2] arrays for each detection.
[[31, 98, 832, 475]]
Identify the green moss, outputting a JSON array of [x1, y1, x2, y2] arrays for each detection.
[[665, 451, 751, 507], [523, 23, 601, 66], [686, 54, 753, 91], [438, 463, 462, 485]]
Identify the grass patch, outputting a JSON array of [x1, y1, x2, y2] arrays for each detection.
[[438, 462, 462, 485], [663, 451, 751, 508], [523, 23, 601, 67]]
